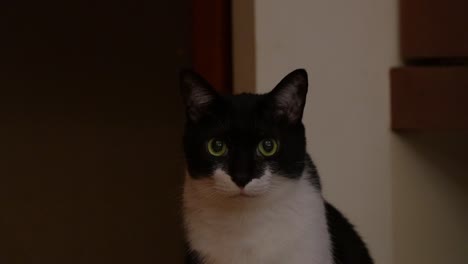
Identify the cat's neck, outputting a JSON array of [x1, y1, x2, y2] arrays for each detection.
[[183, 169, 333, 264]]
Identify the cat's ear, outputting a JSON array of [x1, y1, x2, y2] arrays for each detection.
[[269, 69, 308, 123], [180, 70, 219, 122]]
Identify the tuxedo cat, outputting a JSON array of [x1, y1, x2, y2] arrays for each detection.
[[180, 69, 373, 264]]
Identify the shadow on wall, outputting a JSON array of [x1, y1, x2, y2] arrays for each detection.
[[392, 133, 468, 264], [398, 133, 468, 189]]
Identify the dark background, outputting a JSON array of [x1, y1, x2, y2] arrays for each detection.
[[0, 1, 190, 263]]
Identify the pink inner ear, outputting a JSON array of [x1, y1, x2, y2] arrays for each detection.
[[190, 89, 214, 107], [186, 86, 217, 122], [274, 85, 303, 122]]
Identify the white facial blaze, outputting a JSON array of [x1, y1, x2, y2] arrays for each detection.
[[243, 169, 273, 196], [210, 168, 273, 197], [212, 168, 241, 196]]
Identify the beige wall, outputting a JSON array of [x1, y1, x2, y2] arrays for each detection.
[[392, 134, 468, 264], [233, 0, 468, 264]]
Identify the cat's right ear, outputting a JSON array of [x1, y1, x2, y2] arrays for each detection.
[[269, 69, 308, 124], [180, 70, 219, 122]]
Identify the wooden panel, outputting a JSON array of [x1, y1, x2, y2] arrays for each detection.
[[391, 67, 468, 130], [0, 1, 189, 263], [192, 0, 232, 93], [232, 0, 256, 93], [400, 0, 468, 60]]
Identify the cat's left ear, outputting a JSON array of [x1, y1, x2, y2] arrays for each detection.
[[269, 69, 308, 123], [180, 70, 219, 122]]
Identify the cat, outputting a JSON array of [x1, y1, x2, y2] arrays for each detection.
[[180, 69, 373, 264]]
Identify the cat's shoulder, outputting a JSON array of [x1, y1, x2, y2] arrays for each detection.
[[325, 202, 374, 264], [185, 249, 202, 264]]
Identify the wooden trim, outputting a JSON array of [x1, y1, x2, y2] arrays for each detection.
[[232, 0, 256, 94], [400, 0, 468, 60], [192, 0, 232, 94], [391, 66, 468, 131]]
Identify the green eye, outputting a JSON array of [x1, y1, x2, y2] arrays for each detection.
[[207, 138, 227, 156], [258, 139, 279, 157]]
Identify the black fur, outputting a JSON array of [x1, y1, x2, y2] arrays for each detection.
[[181, 69, 308, 186], [326, 202, 374, 263], [181, 69, 373, 264]]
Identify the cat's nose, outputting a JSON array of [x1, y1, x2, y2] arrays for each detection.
[[231, 174, 251, 188]]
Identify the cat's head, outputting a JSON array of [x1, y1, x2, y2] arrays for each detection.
[[181, 69, 308, 198]]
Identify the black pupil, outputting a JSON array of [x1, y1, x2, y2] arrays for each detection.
[[212, 140, 224, 152], [263, 140, 273, 152]]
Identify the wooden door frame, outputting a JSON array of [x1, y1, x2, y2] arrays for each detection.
[[192, 0, 232, 94]]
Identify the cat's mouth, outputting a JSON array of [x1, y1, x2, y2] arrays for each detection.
[[218, 185, 269, 198]]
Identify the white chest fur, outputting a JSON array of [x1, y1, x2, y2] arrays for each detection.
[[183, 175, 333, 264]]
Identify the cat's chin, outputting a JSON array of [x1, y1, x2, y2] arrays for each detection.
[[240, 189, 259, 197], [219, 189, 267, 199]]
